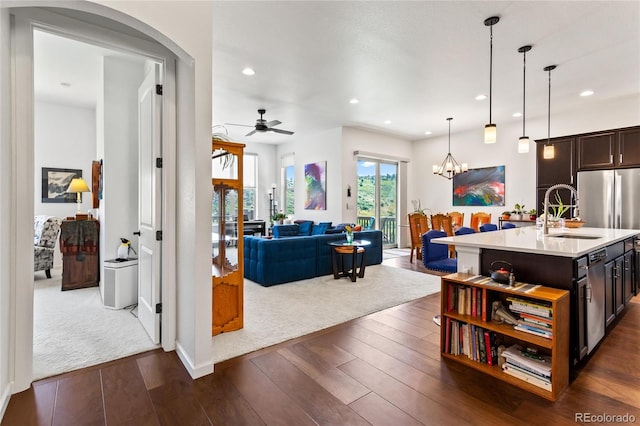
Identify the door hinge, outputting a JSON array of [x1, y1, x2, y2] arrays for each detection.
[[155, 84, 163, 95], [156, 230, 163, 241], [156, 158, 163, 168], [155, 303, 162, 314]]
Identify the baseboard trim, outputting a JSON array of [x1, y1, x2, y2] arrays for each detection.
[[175, 341, 213, 379], [0, 382, 12, 422]]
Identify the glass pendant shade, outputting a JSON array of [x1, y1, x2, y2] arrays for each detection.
[[483, 16, 499, 144], [543, 144, 555, 159], [484, 124, 497, 144], [543, 64, 557, 161], [517, 45, 532, 154], [518, 136, 530, 153]]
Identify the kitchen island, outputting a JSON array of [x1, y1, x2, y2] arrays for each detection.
[[434, 226, 639, 366]]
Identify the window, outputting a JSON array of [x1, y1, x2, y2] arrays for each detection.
[[281, 153, 295, 216], [244, 153, 257, 220]]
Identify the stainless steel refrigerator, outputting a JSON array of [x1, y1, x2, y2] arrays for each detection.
[[577, 168, 640, 229]]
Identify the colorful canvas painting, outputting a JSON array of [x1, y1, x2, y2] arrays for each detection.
[[304, 161, 326, 210], [452, 165, 505, 206]]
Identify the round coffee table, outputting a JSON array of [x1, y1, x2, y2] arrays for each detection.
[[329, 239, 371, 282]]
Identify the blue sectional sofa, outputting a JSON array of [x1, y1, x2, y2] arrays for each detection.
[[244, 229, 383, 286]]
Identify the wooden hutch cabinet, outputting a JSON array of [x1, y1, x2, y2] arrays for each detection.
[[212, 139, 245, 335], [59, 219, 100, 291]]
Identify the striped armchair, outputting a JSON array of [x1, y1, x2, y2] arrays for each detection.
[[34, 215, 62, 278]]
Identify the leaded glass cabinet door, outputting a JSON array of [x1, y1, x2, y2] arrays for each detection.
[[212, 139, 245, 335]]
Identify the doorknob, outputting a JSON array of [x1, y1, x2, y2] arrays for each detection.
[[133, 231, 141, 236]]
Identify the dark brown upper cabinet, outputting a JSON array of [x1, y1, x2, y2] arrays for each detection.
[[536, 137, 575, 187], [617, 127, 640, 168], [577, 127, 640, 170]]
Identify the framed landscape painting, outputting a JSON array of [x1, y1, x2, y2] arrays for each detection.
[[452, 165, 505, 206], [304, 161, 326, 210], [41, 167, 82, 203]]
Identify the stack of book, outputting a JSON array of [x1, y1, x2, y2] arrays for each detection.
[[506, 296, 553, 339], [501, 344, 552, 391]]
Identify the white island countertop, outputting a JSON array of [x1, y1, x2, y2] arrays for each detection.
[[433, 226, 640, 258]]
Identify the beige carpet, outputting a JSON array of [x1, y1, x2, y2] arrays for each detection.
[[211, 264, 441, 364], [33, 269, 158, 380]]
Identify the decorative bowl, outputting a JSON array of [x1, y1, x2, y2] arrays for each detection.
[[564, 220, 585, 229]]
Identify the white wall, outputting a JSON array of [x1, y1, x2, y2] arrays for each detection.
[[0, 7, 12, 420], [277, 127, 343, 224], [98, 56, 144, 263], [412, 95, 640, 227], [34, 101, 96, 219]]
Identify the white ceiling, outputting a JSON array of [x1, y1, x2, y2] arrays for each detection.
[[34, 1, 640, 143]]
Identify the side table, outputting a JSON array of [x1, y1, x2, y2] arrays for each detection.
[[329, 239, 371, 282]]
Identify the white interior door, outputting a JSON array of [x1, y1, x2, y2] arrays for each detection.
[[138, 63, 162, 344]]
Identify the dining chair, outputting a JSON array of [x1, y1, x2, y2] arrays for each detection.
[[502, 223, 516, 229], [408, 213, 429, 263], [479, 223, 498, 232], [430, 213, 448, 232], [470, 212, 492, 232], [448, 211, 464, 229], [439, 216, 457, 258]]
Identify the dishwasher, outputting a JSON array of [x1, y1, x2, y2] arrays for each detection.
[[586, 249, 607, 353]]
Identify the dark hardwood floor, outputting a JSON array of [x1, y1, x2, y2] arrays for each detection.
[[3, 254, 639, 425]]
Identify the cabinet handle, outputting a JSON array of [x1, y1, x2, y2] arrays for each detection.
[[620, 153, 623, 164], [610, 154, 614, 164]]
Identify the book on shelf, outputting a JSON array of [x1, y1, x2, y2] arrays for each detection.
[[502, 364, 552, 391], [514, 324, 553, 339], [501, 344, 552, 377], [507, 297, 552, 318]]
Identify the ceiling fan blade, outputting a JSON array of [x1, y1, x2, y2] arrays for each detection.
[[265, 120, 281, 127], [245, 129, 257, 136], [270, 128, 294, 135], [224, 122, 253, 128]]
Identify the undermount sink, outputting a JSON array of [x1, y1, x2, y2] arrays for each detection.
[[548, 234, 602, 240]]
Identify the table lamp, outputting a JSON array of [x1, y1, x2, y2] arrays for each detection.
[[67, 177, 91, 214]]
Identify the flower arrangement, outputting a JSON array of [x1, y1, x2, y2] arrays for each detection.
[[345, 224, 354, 243]]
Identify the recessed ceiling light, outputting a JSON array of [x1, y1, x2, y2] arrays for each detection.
[[424, 131, 432, 135], [475, 94, 487, 101], [241, 67, 255, 76], [60, 82, 71, 87], [580, 90, 594, 97], [512, 112, 522, 118], [349, 98, 359, 104], [384, 120, 391, 125]]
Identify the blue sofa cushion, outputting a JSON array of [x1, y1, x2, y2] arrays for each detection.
[[273, 224, 299, 238], [311, 222, 331, 235], [244, 236, 317, 286], [297, 221, 313, 236]]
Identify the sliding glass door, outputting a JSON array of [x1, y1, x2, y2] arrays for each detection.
[[357, 159, 397, 248]]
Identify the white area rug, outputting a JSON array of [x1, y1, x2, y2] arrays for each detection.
[[211, 264, 441, 364], [383, 247, 411, 260], [33, 271, 158, 380]]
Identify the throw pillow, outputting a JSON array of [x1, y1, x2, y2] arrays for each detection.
[[297, 221, 313, 236], [311, 222, 330, 235], [273, 224, 299, 238]]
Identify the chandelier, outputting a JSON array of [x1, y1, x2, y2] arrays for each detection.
[[433, 118, 468, 180]]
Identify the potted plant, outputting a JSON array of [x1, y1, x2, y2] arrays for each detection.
[[512, 203, 525, 221], [528, 209, 537, 221], [272, 212, 286, 224], [501, 211, 512, 220]]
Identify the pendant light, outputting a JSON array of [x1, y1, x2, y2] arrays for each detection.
[[517, 45, 532, 154], [433, 118, 468, 180], [543, 65, 557, 159], [484, 16, 499, 144]]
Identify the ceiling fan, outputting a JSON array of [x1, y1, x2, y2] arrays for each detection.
[[226, 109, 294, 136]]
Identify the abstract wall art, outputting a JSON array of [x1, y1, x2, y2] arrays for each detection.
[[452, 165, 505, 206], [304, 161, 326, 210]]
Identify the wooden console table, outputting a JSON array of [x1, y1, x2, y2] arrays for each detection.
[[59, 219, 100, 291]]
